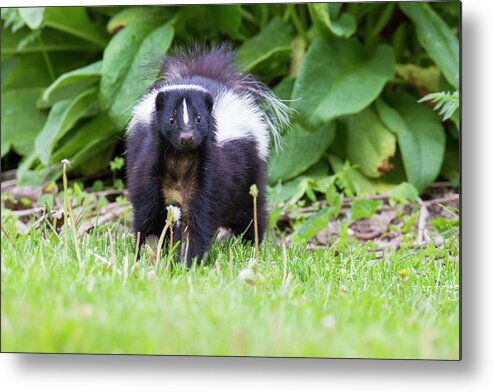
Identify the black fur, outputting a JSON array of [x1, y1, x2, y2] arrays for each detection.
[[126, 47, 268, 266]]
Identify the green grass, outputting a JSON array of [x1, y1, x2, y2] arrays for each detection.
[[1, 210, 459, 359]]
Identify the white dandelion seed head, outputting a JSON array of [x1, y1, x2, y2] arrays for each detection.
[[239, 267, 255, 283], [166, 205, 182, 224]]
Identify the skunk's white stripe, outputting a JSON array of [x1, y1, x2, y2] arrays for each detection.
[[213, 90, 270, 161], [158, 84, 209, 94], [182, 98, 189, 124], [127, 84, 209, 130]]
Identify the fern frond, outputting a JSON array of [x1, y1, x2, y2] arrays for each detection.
[[418, 90, 459, 121]]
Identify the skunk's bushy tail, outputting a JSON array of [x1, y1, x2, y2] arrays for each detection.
[[160, 44, 292, 149]]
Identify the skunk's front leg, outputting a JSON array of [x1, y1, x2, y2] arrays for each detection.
[[179, 196, 214, 267], [131, 186, 167, 255]]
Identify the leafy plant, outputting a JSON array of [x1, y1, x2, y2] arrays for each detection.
[[1, 3, 459, 200]]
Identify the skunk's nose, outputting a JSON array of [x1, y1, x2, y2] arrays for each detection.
[[179, 133, 194, 145]]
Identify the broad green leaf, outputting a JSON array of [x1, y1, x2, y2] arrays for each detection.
[[107, 6, 173, 34], [1, 87, 47, 157], [209, 5, 242, 37], [1, 54, 52, 91], [1, 27, 100, 55], [35, 87, 99, 165], [343, 108, 397, 179], [51, 113, 116, 172], [18, 8, 45, 30], [292, 37, 395, 129], [268, 122, 335, 184], [100, 20, 174, 130], [236, 17, 294, 72], [41, 60, 102, 106], [292, 207, 337, 245], [399, 2, 459, 88], [390, 182, 419, 204], [1, 139, 11, 158], [44, 7, 108, 48], [308, 3, 356, 38], [348, 199, 383, 220], [1, 58, 19, 87], [328, 154, 403, 196], [376, 93, 445, 193]]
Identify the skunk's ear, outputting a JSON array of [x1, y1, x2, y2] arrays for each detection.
[[204, 93, 213, 113], [155, 91, 166, 112]]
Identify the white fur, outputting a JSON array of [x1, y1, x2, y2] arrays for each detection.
[[213, 89, 270, 160], [128, 84, 209, 130], [182, 98, 189, 124], [128, 84, 270, 160]]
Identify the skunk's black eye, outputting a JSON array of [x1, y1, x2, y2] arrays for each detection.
[[196, 115, 201, 123], [169, 116, 175, 125]]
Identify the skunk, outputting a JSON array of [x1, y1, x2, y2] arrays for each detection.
[[126, 45, 291, 266]]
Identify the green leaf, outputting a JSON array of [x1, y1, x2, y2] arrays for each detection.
[[395, 64, 440, 93], [349, 199, 383, 220], [1, 87, 47, 157], [399, 2, 459, 88], [107, 6, 173, 33], [51, 113, 116, 172], [35, 87, 99, 165], [308, 3, 356, 38], [1, 8, 26, 33], [376, 93, 445, 193], [236, 17, 294, 72], [41, 60, 102, 106], [1, 54, 52, 91], [292, 37, 395, 129], [209, 5, 242, 37], [18, 8, 45, 30], [268, 160, 329, 205], [343, 108, 397, 179], [390, 182, 419, 204], [1, 27, 101, 55], [268, 122, 335, 184], [100, 20, 174, 130], [328, 154, 403, 196], [292, 206, 338, 245], [44, 7, 108, 48], [273, 76, 295, 101]]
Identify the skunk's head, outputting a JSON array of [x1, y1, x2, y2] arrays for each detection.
[[154, 88, 214, 151]]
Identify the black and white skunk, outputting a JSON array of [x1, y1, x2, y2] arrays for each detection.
[[126, 45, 291, 266]]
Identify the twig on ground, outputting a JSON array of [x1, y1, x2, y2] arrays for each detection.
[[424, 194, 459, 206], [10, 207, 45, 217]]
